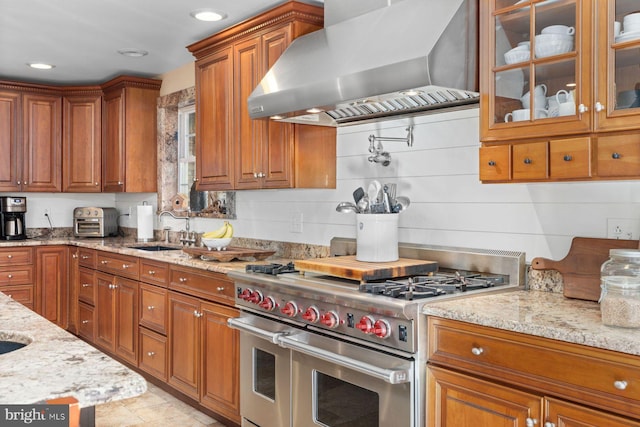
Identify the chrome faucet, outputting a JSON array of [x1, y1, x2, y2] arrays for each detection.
[[159, 210, 195, 245]]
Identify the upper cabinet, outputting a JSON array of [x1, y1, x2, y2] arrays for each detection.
[[480, 0, 640, 183], [0, 82, 62, 192], [101, 76, 161, 193], [189, 1, 336, 191]]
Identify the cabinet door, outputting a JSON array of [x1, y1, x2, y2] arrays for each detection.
[[168, 291, 200, 399], [196, 47, 234, 190], [22, 93, 62, 192], [95, 272, 115, 351], [0, 91, 21, 192], [546, 397, 640, 427], [200, 302, 240, 424], [114, 276, 138, 364], [35, 246, 68, 328], [139, 327, 167, 381], [261, 26, 294, 189], [513, 141, 548, 180], [102, 88, 125, 192], [234, 37, 263, 189], [427, 365, 543, 427], [63, 94, 101, 192]]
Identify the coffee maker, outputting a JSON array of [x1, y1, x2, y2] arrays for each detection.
[[0, 197, 26, 240]]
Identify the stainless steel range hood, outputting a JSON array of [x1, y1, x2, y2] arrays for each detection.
[[248, 0, 478, 127]]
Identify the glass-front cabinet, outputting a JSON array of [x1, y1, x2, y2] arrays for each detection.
[[480, 0, 640, 182]]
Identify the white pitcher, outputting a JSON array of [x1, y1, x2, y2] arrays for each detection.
[[521, 84, 547, 109]]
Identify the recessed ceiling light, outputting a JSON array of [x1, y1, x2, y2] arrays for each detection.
[[27, 62, 54, 70], [190, 9, 227, 22], [117, 48, 149, 57]]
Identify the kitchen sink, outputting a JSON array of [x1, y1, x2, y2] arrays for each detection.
[[128, 245, 182, 252], [0, 341, 27, 354]]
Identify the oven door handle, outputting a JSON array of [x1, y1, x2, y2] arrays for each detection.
[[227, 317, 287, 344], [279, 335, 412, 385]]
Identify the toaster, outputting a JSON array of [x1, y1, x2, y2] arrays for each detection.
[[73, 207, 119, 237]]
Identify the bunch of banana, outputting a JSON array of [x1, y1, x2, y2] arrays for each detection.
[[202, 221, 234, 239]]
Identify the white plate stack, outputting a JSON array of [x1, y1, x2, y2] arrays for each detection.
[[617, 12, 640, 43]]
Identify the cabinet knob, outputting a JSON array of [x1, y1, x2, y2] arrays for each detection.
[[563, 155, 572, 162], [16, 181, 21, 185], [194, 310, 203, 318], [122, 264, 130, 269], [7, 274, 12, 279], [471, 347, 484, 356], [101, 260, 108, 264], [148, 270, 156, 275], [117, 181, 124, 185], [179, 277, 187, 282], [81, 255, 90, 260], [253, 172, 258, 178], [543, 423, 555, 427], [578, 104, 588, 113], [147, 351, 155, 357], [147, 305, 155, 311], [82, 283, 91, 288], [7, 255, 12, 259], [523, 158, 532, 165], [595, 102, 605, 112], [217, 287, 225, 292], [612, 152, 621, 159], [95, 182, 99, 186], [525, 418, 538, 427], [614, 380, 628, 390], [488, 160, 496, 166], [82, 320, 89, 325], [72, 253, 78, 259]]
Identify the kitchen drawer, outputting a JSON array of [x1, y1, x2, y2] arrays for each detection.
[[140, 259, 169, 287], [78, 302, 95, 342], [512, 141, 548, 180], [78, 267, 96, 305], [428, 317, 640, 419], [0, 247, 33, 266], [549, 137, 591, 179], [139, 283, 167, 334], [479, 145, 511, 182], [139, 327, 167, 381], [596, 133, 640, 177], [169, 265, 234, 305], [96, 251, 139, 280], [0, 284, 34, 307], [77, 248, 97, 269], [0, 266, 34, 285]]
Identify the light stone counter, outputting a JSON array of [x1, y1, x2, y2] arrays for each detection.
[[423, 290, 640, 356], [0, 292, 146, 407]]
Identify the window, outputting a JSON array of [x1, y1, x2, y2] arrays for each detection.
[[178, 104, 196, 199]]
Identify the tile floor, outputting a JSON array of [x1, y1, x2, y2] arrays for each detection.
[[95, 382, 227, 427]]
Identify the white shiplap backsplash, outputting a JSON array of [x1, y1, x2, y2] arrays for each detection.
[[16, 107, 640, 263]]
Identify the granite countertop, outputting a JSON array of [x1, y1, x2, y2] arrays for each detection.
[[0, 292, 146, 407], [423, 290, 640, 357]]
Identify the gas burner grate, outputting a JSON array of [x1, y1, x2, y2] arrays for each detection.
[[246, 262, 298, 275]]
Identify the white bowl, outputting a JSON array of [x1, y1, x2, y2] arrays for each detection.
[[504, 49, 530, 64], [202, 237, 232, 250], [535, 35, 574, 58], [624, 12, 640, 25], [541, 25, 575, 35]]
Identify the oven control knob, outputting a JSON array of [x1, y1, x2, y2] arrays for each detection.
[[248, 290, 263, 304], [320, 311, 340, 328], [302, 306, 320, 323], [373, 319, 391, 339], [356, 316, 375, 334], [258, 296, 277, 311], [281, 301, 299, 318], [239, 288, 253, 301]]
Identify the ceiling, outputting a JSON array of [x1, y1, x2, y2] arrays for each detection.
[[0, 0, 323, 85]]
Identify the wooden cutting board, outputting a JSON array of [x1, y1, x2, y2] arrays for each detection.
[[182, 247, 276, 262], [531, 237, 639, 301], [294, 256, 438, 283]]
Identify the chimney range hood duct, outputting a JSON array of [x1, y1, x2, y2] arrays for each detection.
[[248, 0, 479, 127]]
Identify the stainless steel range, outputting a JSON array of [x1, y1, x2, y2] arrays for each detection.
[[227, 238, 526, 427]]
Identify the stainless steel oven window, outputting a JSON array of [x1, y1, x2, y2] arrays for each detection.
[[314, 371, 380, 427], [253, 348, 276, 400]]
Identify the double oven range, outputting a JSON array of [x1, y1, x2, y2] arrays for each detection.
[[227, 238, 525, 427]]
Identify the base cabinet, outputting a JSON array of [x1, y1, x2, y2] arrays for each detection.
[[427, 317, 640, 427], [35, 246, 68, 328]]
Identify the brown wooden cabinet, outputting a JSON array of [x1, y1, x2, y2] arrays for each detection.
[[35, 246, 68, 328], [0, 89, 22, 191], [0, 247, 34, 309], [63, 89, 102, 192], [189, 0, 336, 191], [101, 76, 161, 193], [427, 317, 640, 426], [480, 1, 640, 183]]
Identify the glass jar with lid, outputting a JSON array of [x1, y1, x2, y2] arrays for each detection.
[[600, 249, 640, 328]]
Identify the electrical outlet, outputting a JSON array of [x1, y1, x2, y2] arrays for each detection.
[[607, 218, 639, 240], [290, 212, 303, 233]]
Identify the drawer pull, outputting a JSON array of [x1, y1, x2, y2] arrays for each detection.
[[179, 277, 187, 282], [217, 287, 225, 292], [6, 255, 12, 259], [72, 253, 78, 259], [82, 320, 89, 325], [148, 270, 156, 275], [7, 274, 12, 279], [147, 351, 155, 357], [101, 260, 109, 264], [471, 347, 484, 356], [122, 264, 131, 269], [82, 283, 91, 288], [523, 158, 532, 165], [7, 295, 11, 298], [108, 284, 119, 290], [563, 155, 572, 162], [525, 418, 538, 427], [614, 380, 628, 390], [488, 160, 496, 166], [147, 305, 155, 311], [612, 152, 621, 159], [81, 255, 90, 260]]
